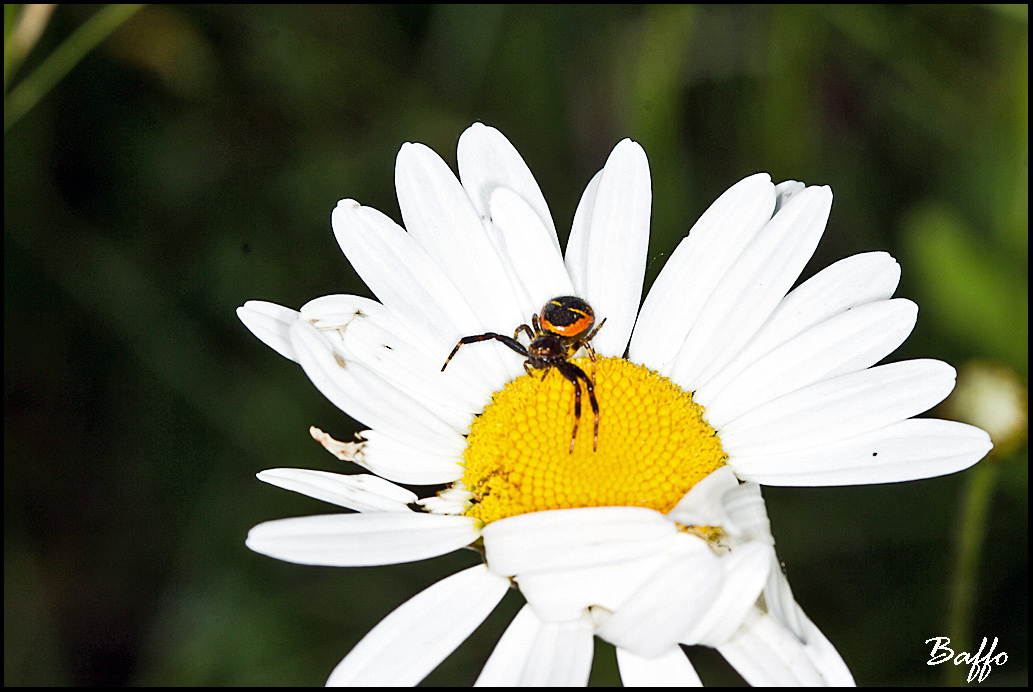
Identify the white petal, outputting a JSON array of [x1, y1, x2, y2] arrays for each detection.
[[616, 646, 703, 687], [354, 429, 465, 485], [475, 605, 540, 686], [564, 169, 602, 296], [596, 541, 723, 658], [257, 468, 416, 511], [761, 567, 856, 686], [761, 559, 809, 645], [330, 200, 465, 344], [489, 187, 575, 311], [720, 482, 774, 543], [669, 185, 833, 391], [565, 139, 651, 357], [717, 609, 848, 686], [773, 180, 806, 212], [331, 200, 515, 390], [457, 122, 561, 255], [667, 467, 742, 532], [720, 359, 958, 457], [476, 606, 594, 687], [237, 300, 299, 362], [246, 512, 480, 567], [787, 617, 856, 687], [682, 542, 772, 647], [695, 251, 901, 402], [290, 320, 467, 454], [395, 142, 525, 332], [629, 173, 776, 373], [702, 298, 918, 428], [730, 419, 993, 486], [668, 469, 775, 543], [301, 294, 490, 405], [300, 294, 488, 427], [416, 488, 471, 515], [515, 549, 676, 622], [327, 564, 509, 687], [482, 506, 678, 577]]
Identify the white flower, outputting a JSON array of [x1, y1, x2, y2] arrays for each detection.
[[238, 123, 992, 686]]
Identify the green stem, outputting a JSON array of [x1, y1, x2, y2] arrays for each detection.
[[5, 4, 144, 133], [944, 461, 999, 686]]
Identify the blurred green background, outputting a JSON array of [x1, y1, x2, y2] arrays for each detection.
[[4, 4, 1027, 686]]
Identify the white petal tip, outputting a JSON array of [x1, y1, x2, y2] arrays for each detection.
[[742, 171, 773, 185], [237, 301, 300, 362], [611, 138, 648, 161]]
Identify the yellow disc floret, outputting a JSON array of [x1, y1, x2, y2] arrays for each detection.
[[461, 357, 727, 524]]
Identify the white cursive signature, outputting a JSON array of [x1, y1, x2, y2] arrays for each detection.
[[926, 636, 1008, 683]]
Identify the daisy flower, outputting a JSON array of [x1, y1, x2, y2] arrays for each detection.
[[238, 123, 992, 686]]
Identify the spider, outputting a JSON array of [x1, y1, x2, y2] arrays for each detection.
[[441, 296, 606, 453]]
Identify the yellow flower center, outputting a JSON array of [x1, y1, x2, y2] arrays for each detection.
[[461, 356, 727, 524]]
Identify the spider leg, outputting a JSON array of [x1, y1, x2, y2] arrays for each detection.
[[584, 341, 598, 363], [583, 341, 599, 381], [584, 370, 599, 452], [569, 370, 582, 454], [584, 317, 607, 343], [441, 333, 529, 371], [514, 323, 535, 342], [558, 361, 599, 453], [574, 318, 606, 379]]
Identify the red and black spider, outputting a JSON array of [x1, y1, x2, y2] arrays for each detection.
[[441, 296, 606, 453]]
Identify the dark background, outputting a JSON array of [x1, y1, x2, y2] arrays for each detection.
[[5, 5, 1027, 686]]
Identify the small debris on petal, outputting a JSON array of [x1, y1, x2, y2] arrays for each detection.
[[310, 426, 366, 461]]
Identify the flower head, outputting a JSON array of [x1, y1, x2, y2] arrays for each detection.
[[238, 123, 991, 685]]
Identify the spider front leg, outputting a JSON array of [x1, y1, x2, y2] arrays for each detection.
[[558, 361, 599, 453], [578, 317, 607, 379], [584, 317, 607, 345], [581, 340, 599, 380], [441, 333, 529, 371]]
